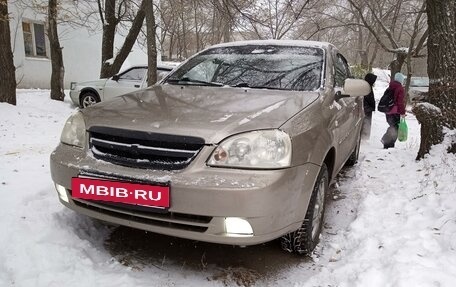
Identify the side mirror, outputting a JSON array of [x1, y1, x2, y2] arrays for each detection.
[[335, 91, 350, 102], [343, 78, 371, 97], [112, 75, 119, 81]]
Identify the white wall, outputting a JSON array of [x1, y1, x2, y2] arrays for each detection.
[[8, 2, 147, 89]]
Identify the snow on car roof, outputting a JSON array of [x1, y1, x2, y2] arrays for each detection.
[[121, 64, 175, 71], [209, 39, 333, 50], [160, 61, 181, 67]]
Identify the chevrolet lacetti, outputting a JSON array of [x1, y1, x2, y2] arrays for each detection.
[[50, 40, 370, 255]]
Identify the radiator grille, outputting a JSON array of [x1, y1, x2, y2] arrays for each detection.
[[88, 126, 205, 170]]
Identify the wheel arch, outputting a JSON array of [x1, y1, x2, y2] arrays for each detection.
[[79, 88, 101, 107], [80, 87, 100, 99], [322, 147, 336, 183]]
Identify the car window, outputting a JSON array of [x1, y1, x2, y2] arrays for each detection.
[[334, 54, 350, 87], [157, 69, 172, 81], [166, 45, 324, 91], [184, 61, 219, 83], [118, 67, 147, 82]]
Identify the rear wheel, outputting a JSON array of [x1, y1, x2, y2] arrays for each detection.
[[80, 91, 100, 108], [280, 163, 329, 255]]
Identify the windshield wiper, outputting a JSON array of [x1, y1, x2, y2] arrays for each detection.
[[166, 77, 224, 87], [230, 82, 282, 90], [231, 82, 250, 88]]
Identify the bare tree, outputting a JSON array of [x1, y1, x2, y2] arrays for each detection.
[[48, 0, 65, 101], [99, 0, 147, 78], [0, 0, 16, 105], [145, 0, 157, 86], [158, 0, 218, 60], [212, 0, 234, 42], [413, 0, 456, 159], [154, 0, 428, 82], [347, 0, 427, 78], [227, 0, 313, 40]]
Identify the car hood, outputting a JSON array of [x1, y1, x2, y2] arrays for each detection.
[[76, 78, 109, 87], [81, 85, 320, 144]]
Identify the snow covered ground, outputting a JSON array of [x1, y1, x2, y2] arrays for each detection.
[[1, 80, 455, 286]]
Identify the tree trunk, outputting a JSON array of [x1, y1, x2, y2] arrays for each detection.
[[100, 0, 147, 78], [413, 104, 444, 159], [211, 0, 220, 44], [100, 0, 116, 78], [390, 52, 406, 79], [414, 0, 456, 159], [222, 8, 230, 43], [145, 0, 157, 86], [368, 42, 379, 71], [179, 8, 188, 59], [357, 23, 368, 68], [48, 0, 65, 101], [168, 31, 174, 60], [193, 3, 200, 52], [0, 0, 16, 105], [359, 51, 368, 69]]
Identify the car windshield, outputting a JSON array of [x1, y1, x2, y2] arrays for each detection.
[[410, 77, 429, 87], [165, 45, 324, 91]]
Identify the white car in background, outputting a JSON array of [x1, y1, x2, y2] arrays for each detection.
[[69, 64, 176, 108], [408, 76, 429, 102]]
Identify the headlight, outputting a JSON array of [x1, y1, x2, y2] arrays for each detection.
[[60, 112, 86, 148], [207, 130, 292, 169]]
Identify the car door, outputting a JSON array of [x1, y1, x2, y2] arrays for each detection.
[[332, 52, 360, 167], [103, 67, 147, 101]]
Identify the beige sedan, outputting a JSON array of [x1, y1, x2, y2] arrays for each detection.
[[51, 40, 369, 255]]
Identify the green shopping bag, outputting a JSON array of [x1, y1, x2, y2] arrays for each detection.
[[398, 117, 408, 142]]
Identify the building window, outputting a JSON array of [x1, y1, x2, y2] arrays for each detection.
[[22, 22, 47, 57]]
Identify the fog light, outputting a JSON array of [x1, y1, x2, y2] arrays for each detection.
[[55, 183, 69, 202], [224, 217, 253, 236]]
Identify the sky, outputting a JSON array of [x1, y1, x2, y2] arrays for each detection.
[[1, 73, 455, 286]]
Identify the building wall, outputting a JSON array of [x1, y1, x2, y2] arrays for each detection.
[[8, 3, 147, 89]]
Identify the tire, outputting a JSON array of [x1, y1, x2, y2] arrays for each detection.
[[80, 91, 100, 108], [280, 163, 329, 255], [345, 131, 361, 167]]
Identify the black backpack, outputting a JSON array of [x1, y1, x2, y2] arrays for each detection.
[[377, 88, 395, 113]]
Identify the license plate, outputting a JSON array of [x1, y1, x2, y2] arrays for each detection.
[[71, 177, 170, 208]]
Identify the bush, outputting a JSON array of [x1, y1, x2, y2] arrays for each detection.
[[350, 64, 371, 80]]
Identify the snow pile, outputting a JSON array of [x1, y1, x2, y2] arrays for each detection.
[[0, 91, 213, 286], [300, 132, 456, 287]]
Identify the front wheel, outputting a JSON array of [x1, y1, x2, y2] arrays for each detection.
[[80, 91, 100, 108], [345, 131, 361, 167], [280, 163, 329, 255]]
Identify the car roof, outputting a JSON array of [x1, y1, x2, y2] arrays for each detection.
[[123, 64, 175, 71], [157, 63, 177, 71], [209, 39, 333, 50]]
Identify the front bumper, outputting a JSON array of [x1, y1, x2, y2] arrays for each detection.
[[69, 90, 81, 106], [50, 143, 320, 246]]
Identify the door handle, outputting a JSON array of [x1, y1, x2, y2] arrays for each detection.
[[134, 84, 140, 88]]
